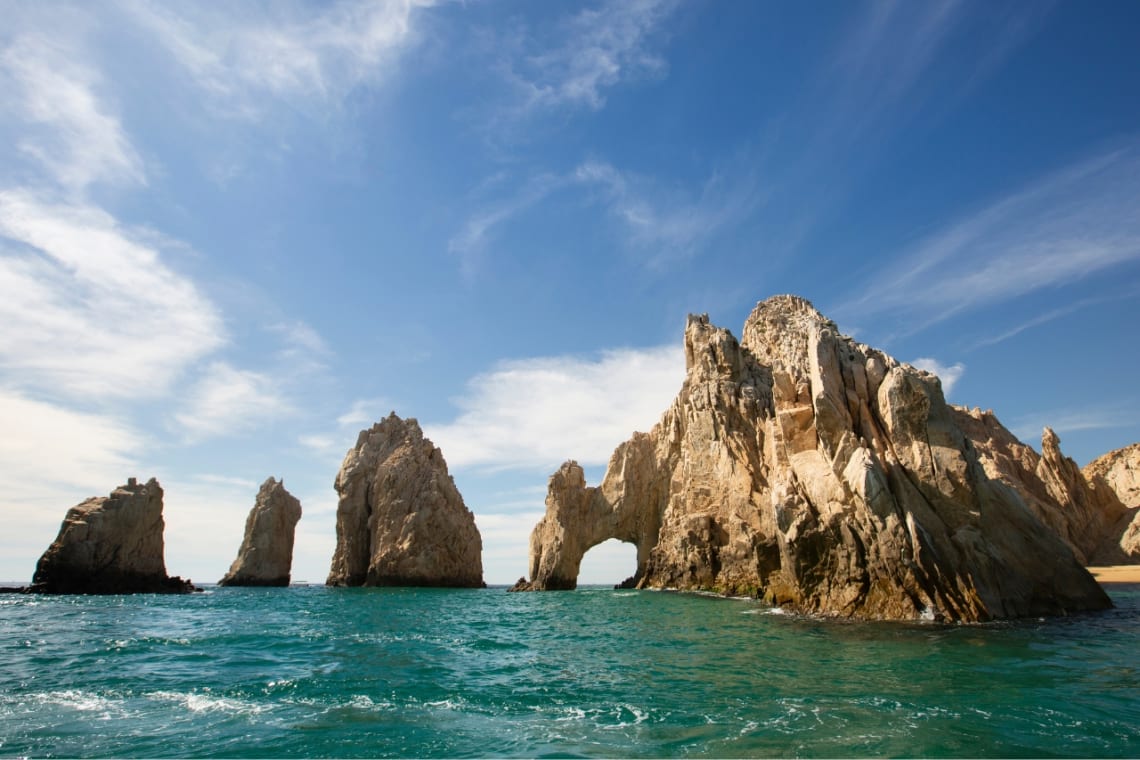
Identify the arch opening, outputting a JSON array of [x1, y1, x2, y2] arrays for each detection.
[[577, 538, 638, 588]]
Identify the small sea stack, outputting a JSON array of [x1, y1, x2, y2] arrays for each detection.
[[219, 477, 302, 587], [32, 477, 197, 594], [327, 412, 484, 588]]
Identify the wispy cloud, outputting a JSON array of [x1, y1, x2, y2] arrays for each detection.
[[118, 0, 435, 116], [1010, 402, 1140, 445], [0, 191, 225, 400], [909, 357, 964, 396], [833, 144, 1140, 334], [450, 158, 757, 274], [500, 0, 677, 115], [1, 32, 145, 191], [424, 344, 685, 472], [574, 160, 758, 268], [174, 362, 292, 441], [336, 398, 395, 430]]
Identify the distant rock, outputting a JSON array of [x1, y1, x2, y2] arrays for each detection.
[[512, 295, 1110, 622], [219, 478, 302, 587], [1084, 443, 1140, 559], [32, 478, 197, 594], [1084, 443, 1140, 507], [326, 413, 484, 588], [956, 410, 1135, 564]]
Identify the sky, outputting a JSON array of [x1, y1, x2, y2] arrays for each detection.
[[2, 0, 1139, 586]]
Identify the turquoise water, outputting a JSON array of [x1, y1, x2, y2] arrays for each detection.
[[1, 585, 1138, 758]]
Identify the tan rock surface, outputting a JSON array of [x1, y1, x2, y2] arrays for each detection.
[[327, 413, 484, 588], [219, 478, 303, 587], [514, 295, 1110, 622], [32, 478, 196, 594]]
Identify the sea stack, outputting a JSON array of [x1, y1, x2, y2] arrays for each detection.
[[32, 478, 197, 594], [326, 413, 484, 588], [1083, 443, 1140, 558], [219, 477, 302, 587], [513, 295, 1111, 622]]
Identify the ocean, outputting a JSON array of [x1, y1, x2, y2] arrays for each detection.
[[2, 584, 1138, 758]]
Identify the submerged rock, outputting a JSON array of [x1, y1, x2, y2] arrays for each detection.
[[219, 478, 303, 587], [326, 413, 484, 588], [513, 295, 1110, 622], [32, 478, 197, 594]]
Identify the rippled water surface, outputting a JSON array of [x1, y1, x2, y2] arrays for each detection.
[[2, 584, 1139, 757]]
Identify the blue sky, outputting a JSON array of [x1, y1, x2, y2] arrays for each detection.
[[2, 0, 1139, 585]]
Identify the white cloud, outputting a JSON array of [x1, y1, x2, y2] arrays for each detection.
[[424, 344, 684, 472], [336, 398, 394, 430], [0, 389, 145, 581], [834, 145, 1140, 334], [1, 33, 145, 191], [174, 362, 291, 440], [509, 0, 677, 113], [119, 0, 435, 114], [909, 357, 964, 396], [447, 173, 564, 275], [0, 191, 225, 400]]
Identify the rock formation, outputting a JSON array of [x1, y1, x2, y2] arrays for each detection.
[[326, 413, 484, 588], [954, 409, 1136, 564], [512, 295, 1110, 622], [32, 478, 197, 594], [219, 477, 302, 587]]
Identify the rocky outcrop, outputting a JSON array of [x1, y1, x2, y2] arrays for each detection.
[[1084, 444, 1140, 558], [954, 410, 1138, 564], [219, 478, 302, 587], [326, 413, 484, 588], [513, 295, 1110, 622], [32, 478, 197, 594], [1084, 444, 1140, 507]]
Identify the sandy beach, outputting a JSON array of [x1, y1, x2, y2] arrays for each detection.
[[1088, 566, 1140, 584]]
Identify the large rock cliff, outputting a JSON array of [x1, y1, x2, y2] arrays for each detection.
[[513, 295, 1110, 622], [32, 478, 197, 594], [219, 477, 303, 587], [327, 413, 484, 588]]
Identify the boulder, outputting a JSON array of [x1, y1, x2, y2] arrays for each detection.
[[513, 295, 1110, 622], [32, 478, 197, 594], [326, 413, 484, 588], [219, 477, 302, 586]]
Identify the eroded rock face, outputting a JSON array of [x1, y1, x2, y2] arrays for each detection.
[[32, 478, 197, 594], [327, 413, 484, 588], [514, 295, 1110, 622], [219, 478, 302, 587], [955, 409, 1134, 564]]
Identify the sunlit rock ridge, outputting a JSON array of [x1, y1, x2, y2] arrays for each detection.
[[513, 295, 1111, 622], [219, 477, 303, 587], [327, 413, 484, 588]]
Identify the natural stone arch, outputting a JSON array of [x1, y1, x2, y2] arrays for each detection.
[[516, 437, 670, 591]]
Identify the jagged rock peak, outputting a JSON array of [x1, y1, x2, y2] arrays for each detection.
[[32, 478, 197, 594], [219, 477, 303, 587], [514, 295, 1111, 622], [326, 412, 484, 588]]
